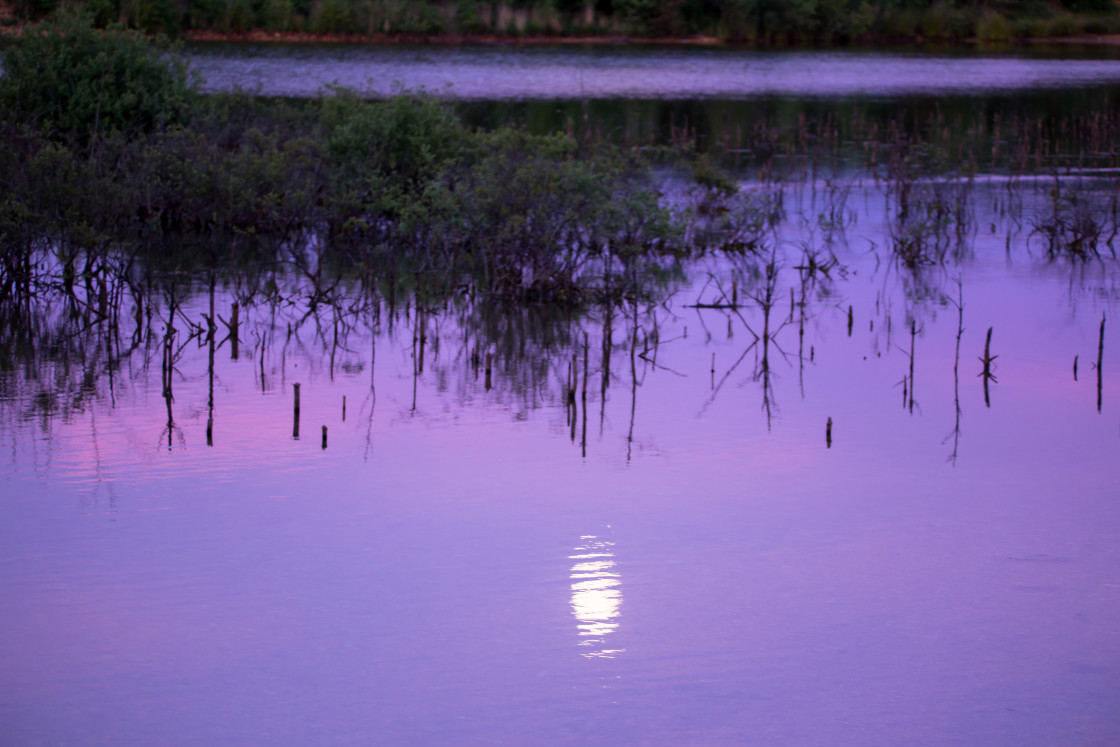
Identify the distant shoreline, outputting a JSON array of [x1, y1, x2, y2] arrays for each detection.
[[182, 29, 1120, 48], [180, 29, 724, 46], [2, 21, 1119, 49]]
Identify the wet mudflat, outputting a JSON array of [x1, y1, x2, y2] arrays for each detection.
[[2, 45, 1120, 746]]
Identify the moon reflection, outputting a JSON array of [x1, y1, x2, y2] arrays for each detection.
[[570, 535, 623, 658]]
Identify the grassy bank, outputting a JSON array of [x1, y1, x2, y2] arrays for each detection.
[[1, 0, 1118, 44]]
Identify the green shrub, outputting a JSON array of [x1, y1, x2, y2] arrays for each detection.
[[1048, 12, 1085, 36], [919, 3, 970, 40], [408, 129, 685, 300], [881, 8, 921, 38], [222, 0, 258, 31], [138, 0, 182, 34], [977, 11, 1011, 41], [262, 0, 294, 30], [311, 0, 354, 33], [1012, 16, 1051, 38], [0, 11, 196, 147], [87, 0, 116, 27], [847, 1, 879, 39], [1084, 15, 1119, 33], [320, 88, 468, 225], [455, 0, 490, 34], [1062, 0, 1116, 13], [13, 0, 60, 21]]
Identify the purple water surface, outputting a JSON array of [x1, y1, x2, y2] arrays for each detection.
[[185, 43, 1120, 100], [1, 181, 1118, 745]]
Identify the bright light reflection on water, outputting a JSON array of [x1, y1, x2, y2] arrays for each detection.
[[570, 535, 623, 658]]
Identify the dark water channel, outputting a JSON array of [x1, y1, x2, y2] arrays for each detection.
[[3, 45, 1120, 745]]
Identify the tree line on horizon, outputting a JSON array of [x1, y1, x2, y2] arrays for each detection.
[[4, 0, 1117, 43]]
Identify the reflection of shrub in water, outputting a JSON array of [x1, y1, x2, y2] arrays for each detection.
[[888, 178, 975, 271], [1031, 182, 1115, 262], [685, 157, 783, 256]]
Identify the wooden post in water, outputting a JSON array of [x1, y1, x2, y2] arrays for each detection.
[[980, 326, 997, 408], [418, 308, 426, 375], [259, 335, 267, 391], [570, 353, 578, 406], [485, 349, 493, 392], [207, 321, 215, 448], [342, 395, 347, 421], [570, 364, 577, 443], [293, 382, 301, 439], [582, 333, 589, 403], [1098, 313, 1106, 413], [321, 425, 328, 450], [826, 416, 833, 448], [230, 302, 240, 360]]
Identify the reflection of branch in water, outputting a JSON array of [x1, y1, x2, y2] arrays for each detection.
[[697, 253, 801, 428], [362, 335, 377, 462], [600, 308, 612, 437], [699, 340, 757, 419], [627, 301, 638, 463], [798, 282, 806, 399], [581, 336, 589, 459], [895, 319, 919, 414], [750, 258, 794, 431], [85, 407, 118, 510], [411, 313, 419, 413], [158, 324, 185, 451], [943, 279, 964, 466]]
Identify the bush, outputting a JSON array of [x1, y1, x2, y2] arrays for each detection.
[[1084, 15, 1119, 33], [0, 11, 195, 147], [880, 8, 921, 38], [976, 11, 1011, 41], [1049, 12, 1085, 36], [311, 0, 354, 33], [263, 0, 294, 30], [407, 129, 686, 300], [1062, 0, 1116, 13], [847, 2, 879, 39], [919, 3, 970, 40], [320, 88, 468, 226], [1012, 16, 1051, 38]]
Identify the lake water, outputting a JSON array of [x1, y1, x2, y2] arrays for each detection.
[[186, 42, 1120, 100], [3, 45, 1120, 746]]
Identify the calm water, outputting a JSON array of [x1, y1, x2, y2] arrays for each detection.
[[3, 47, 1120, 745], [186, 42, 1120, 100], [3, 175, 1119, 744]]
